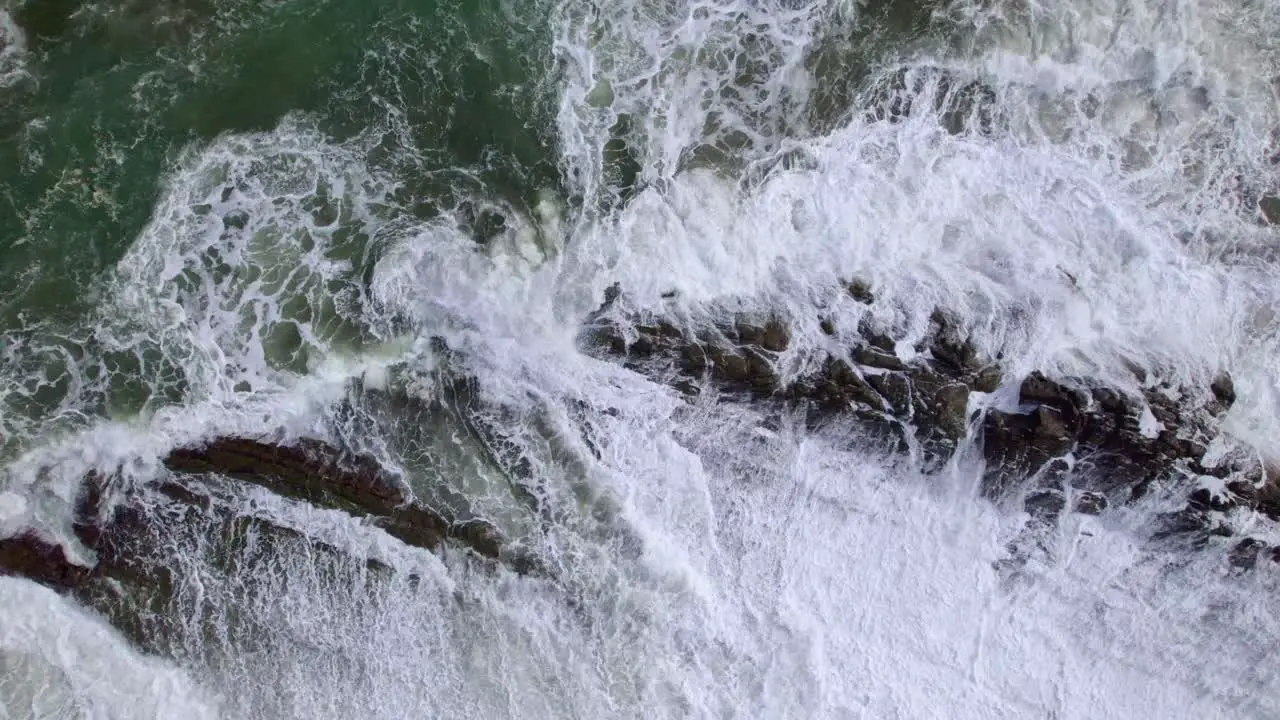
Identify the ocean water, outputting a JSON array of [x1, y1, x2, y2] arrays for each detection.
[[1, 0, 1279, 717]]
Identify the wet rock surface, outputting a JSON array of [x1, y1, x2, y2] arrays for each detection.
[[583, 283, 1278, 567], [1261, 195, 1280, 226], [162, 436, 542, 574], [1228, 537, 1280, 571], [0, 531, 92, 593], [0, 434, 542, 652], [588, 295, 1003, 464]]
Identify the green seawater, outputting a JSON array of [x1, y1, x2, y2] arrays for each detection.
[[0, 0, 571, 454], [1, 0, 559, 315]]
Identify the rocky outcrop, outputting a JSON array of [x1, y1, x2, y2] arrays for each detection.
[[163, 436, 522, 563], [588, 297, 1001, 462], [1228, 537, 1280, 572], [982, 371, 1234, 492], [0, 472, 419, 654], [0, 532, 92, 593], [584, 283, 1277, 562], [0, 435, 542, 652], [1262, 195, 1280, 226]]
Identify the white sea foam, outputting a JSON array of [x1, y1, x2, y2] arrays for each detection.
[[0, 9, 27, 89], [0, 578, 220, 719]]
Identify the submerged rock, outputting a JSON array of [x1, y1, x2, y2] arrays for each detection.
[[847, 278, 875, 304], [864, 66, 999, 137], [1260, 195, 1280, 226]]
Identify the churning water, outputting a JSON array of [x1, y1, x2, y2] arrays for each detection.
[[1, 0, 1279, 717]]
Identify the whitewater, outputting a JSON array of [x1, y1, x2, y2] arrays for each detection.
[[2, 0, 1280, 717]]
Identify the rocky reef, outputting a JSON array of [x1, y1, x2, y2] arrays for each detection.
[[3, 279, 1278, 656], [0, 434, 540, 652], [583, 281, 1280, 569]]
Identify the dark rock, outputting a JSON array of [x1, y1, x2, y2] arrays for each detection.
[[222, 210, 250, 230], [674, 379, 701, 397], [800, 358, 886, 412], [819, 317, 837, 336], [971, 365, 1002, 393], [1024, 489, 1066, 522], [680, 343, 710, 376], [736, 317, 790, 353], [1189, 484, 1238, 512], [1228, 538, 1266, 571], [587, 322, 627, 356], [638, 321, 683, 341], [1256, 471, 1280, 520], [854, 345, 906, 371], [981, 406, 1076, 496], [847, 279, 875, 304], [167, 439, 415, 518], [928, 382, 971, 444], [866, 372, 912, 416], [1019, 373, 1085, 423], [941, 80, 998, 136], [1226, 477, 1259, 504], [450, 519, 504, 562], [903, 368, 971, 455], [628, 334, 656, 356], [627, 321, 682, 357], [927, 310, 980, 374], [162, 436, 526, 566], [2, 432, 547, 656], [1088, 386, 1129, 415], [857, 317, 895, 351], [762, 322, 790, 353], [1144, 388, 1181, 428], [1152, 507, 1232, 544], [703, 345, 779, 393], [0, 532, 92, 592], [3, 475, 381, 654], [1074, 491, 1108, 515], [1210, 372, 1236, 408], [602, 282, 622, 307], [1260, 196, 1280, 225], [582, 290, 1246, 544], [1032, 405, 1073, 451]]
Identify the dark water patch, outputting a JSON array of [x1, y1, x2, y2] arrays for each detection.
[[11, 0, 81, 49], [803, 0, 949, 135], [322, 0, 563, 217]]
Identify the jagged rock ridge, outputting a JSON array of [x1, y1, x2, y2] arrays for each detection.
[[583, 282, 1280, 567]]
